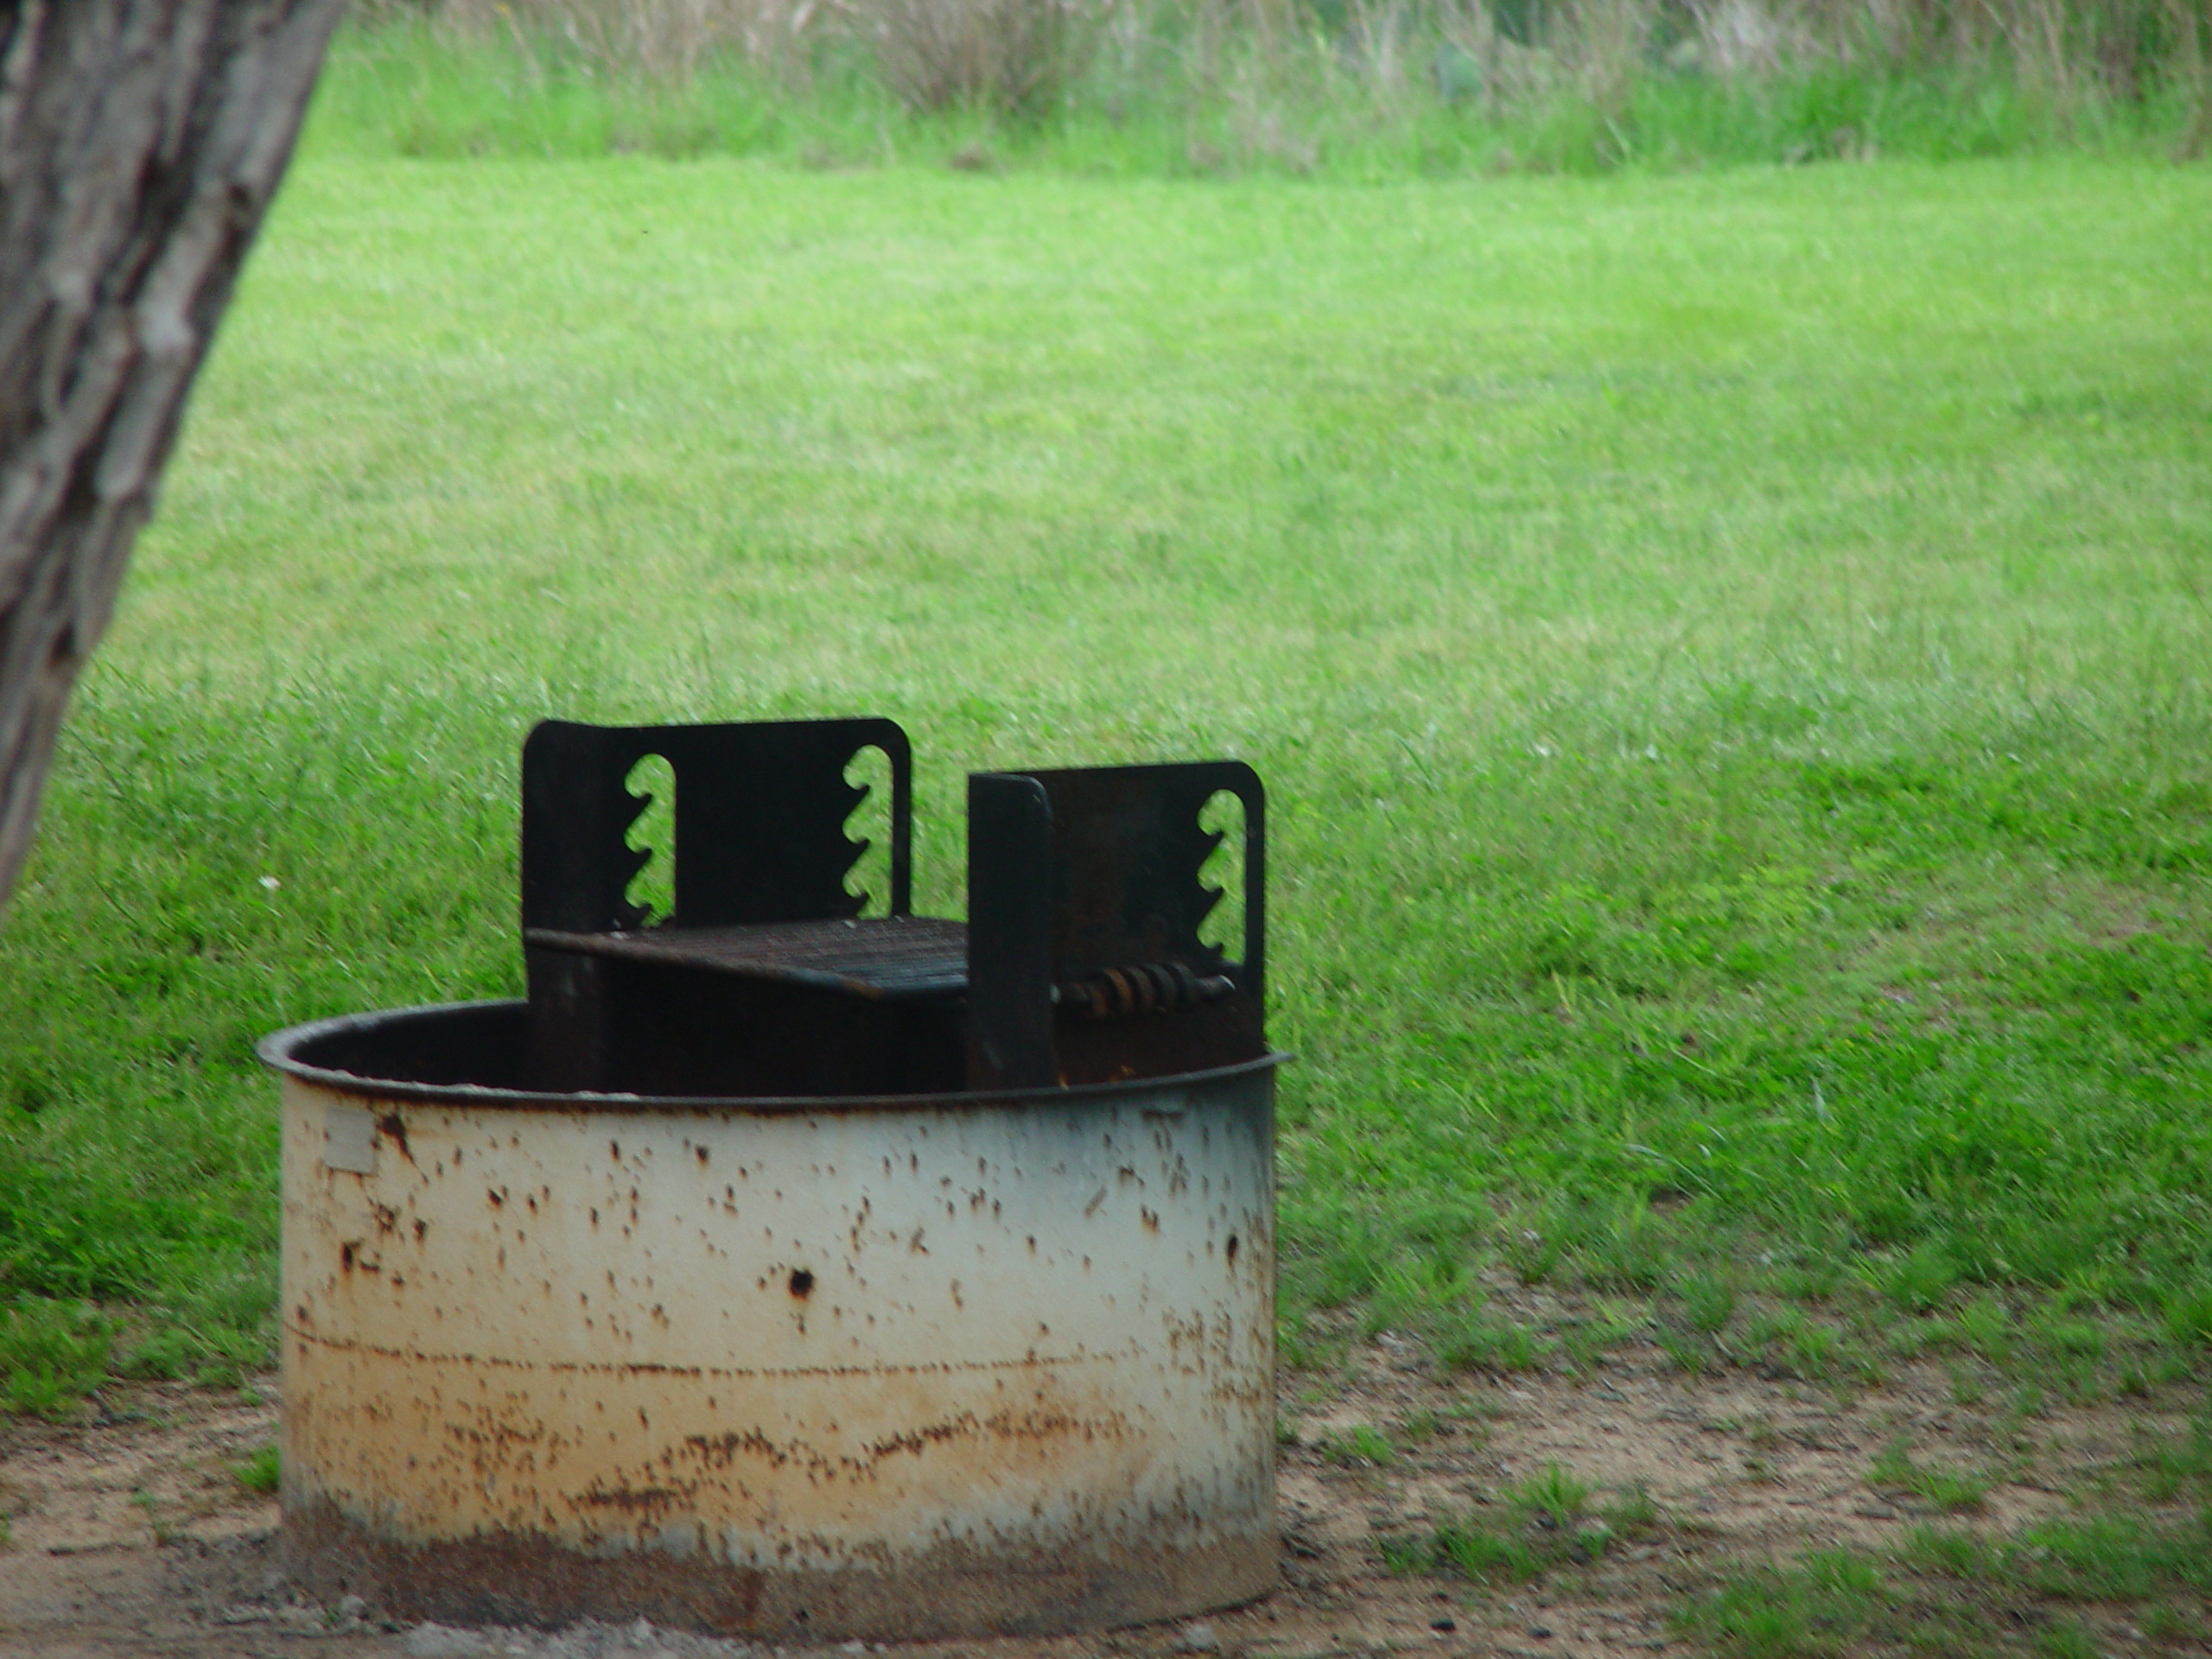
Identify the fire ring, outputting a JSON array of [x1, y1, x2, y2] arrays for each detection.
[[261, 718, 1282, 1640]]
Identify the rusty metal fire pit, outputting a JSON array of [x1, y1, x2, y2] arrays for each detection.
[[260, 718, 1281, 1641]]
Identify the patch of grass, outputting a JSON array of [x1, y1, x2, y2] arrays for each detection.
[[1675, 1266, 1740, 1338], [2131, 1409, 2212, 1503], [1681, 1548, 1894, 1658], [1869, 1442, 1996, 1514], [1389, 1464, 1661, 1584], [232, 1443, 282, 1497], [1432, 1309, 1554, 1376], [1558, 1300, 1650, 1372], [1688, 1512, 2212, 1657], [0, 1300, 115, 1420], [1316, 1423, 1398, 1469]]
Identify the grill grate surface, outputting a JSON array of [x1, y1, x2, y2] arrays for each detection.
[[524, 915, 968, 1001]]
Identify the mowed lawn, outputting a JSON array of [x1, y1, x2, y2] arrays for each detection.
[[3, 151, 2210, 1393]]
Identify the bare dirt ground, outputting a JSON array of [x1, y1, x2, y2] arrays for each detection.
[[2, 1314, 2203, 1659]]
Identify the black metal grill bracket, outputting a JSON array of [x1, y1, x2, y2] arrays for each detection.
[[518, 718, 1265, 1096]]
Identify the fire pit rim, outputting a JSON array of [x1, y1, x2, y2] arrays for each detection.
[[258, 998, 1288, 1116]]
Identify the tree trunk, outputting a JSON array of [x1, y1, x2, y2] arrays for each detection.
[[0, 0, 344, 906]]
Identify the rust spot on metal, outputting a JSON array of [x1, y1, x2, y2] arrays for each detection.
[[376, 1111, 413, 1161], [486, 1187, 505, 1208], [1226, 1233, 1239, 1265], [681, 1427, 788, 1471], [789, 1268, 814, 1299], [284, 1495, 1264, 1641], [575, 1484, 688, 1513]]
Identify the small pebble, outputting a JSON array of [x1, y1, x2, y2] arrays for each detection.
[[1179, 1620, 1221, 1653], [1431, 1617, 1457, 1632], [1529, 1626, 1554, 1641]]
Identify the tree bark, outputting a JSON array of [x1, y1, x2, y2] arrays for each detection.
[[0, 0, 345, 906]]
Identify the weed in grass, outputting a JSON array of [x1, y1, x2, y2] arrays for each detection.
[[1901, 1525, 1995, 1580], [1872, 1240, 1963, 1316], [2031, 1317, 2107, 1363], [1276, 1314, 1347, 1376], [0, 1300, 114, 1420], [2050, 1357, 2107, 1410], [1394, 1464, 1661, 1586], [1696, 1511, 2212, 1657], [2141, 1605, 2202, 1645], [1513, 1462, 1594, 1529], [1742, 1305, 1871, 1380], [1955, 1296, 2018, 1366], [2161, 1281, 2212, 1346], [1440, 1394, 1499, 1427], [1398, 1408, 1443, 1445], [2132, 1411, 2212, 1503], [2018, 1514, 2212, 1600], [1763, 1257, 1849, 1305], [1606, 1483, 1660, 1533], [1679, 1551, 1894, 1658], [1316, 1424, 1397, 1469], [127, 1490, 177, 1547], [1676, 1266, 1739, 1337], [1557, 1301, 1649, 1372], [1869, 1443, 1994, 1514], [1568, 1197, 1675, 1294], [1782, 1321, 1851, 1383], [1880, 1314, 1949, 1360], [1657, 1331, 1709, 1375], [1433, 1309, 1552, 1376], [232, 1443, 282, 1497], [1500, 1225, 1562, 1287], [2034, 1618, 2102, 1659]]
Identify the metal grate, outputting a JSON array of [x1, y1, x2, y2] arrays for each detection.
[[524, 915, 969, 1001]]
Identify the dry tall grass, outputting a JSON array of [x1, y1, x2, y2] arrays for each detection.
[[359, 0, 2210, 135]]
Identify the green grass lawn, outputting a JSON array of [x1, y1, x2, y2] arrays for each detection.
[[1, 152, 2209, 1422]]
